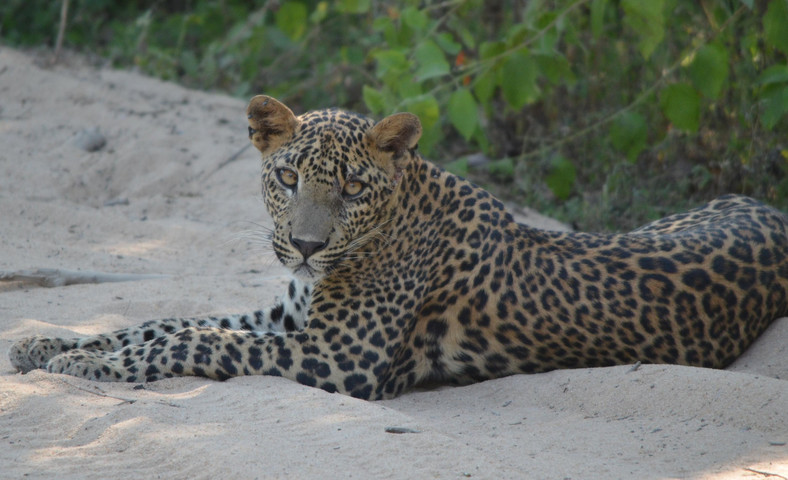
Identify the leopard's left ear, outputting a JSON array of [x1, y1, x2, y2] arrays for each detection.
[[247, 95, 299, 155], [366, 112, 422, 169]]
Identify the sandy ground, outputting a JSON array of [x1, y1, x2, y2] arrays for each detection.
[[0, 47, 787, 479]]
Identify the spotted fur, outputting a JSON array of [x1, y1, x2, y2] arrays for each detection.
[[9, 95, 788, 400]]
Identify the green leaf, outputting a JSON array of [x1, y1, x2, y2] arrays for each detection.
[[473, 129, 491, 155], [546, 155, 576, 201], [335, 0, 371, 14], [501, 50, 540, 109], [341, 45, 364, 65], [362, 85, 386, 115], [414, 40, 450, 81], [479, 41, 506, 61], [764, 0, 788, 54], [404, 95, 440, 129], [402, 6, 429, 32], [591, 0, 608, 39], [448, 18, 476, 50], [536, 20, 561, 53], [523, 0, 546, 29], [505, 23, 531, 49], [180, 50, 199, 78], [444, 157, 469, 177], [473, 42, 506, 103], [310, 2, 329, 23], [275, 1, 308, 41], [688, 44, 729, 99], [660, 83, 701, 132], [372, 16, 397, 45], [397, 78, 423, 99], [447, 88, 478, 140], [372, 16, 392, 33], [609, 112, 648, 163], [761, 84, 788, 129], [435, 32, 462, 56], [404, 94, 442, 155], [404, 94, 441, 153], [534, 53, 575, 85], [757, 64, 788, 86], [372, 49, 408, 78], [622, 0, 665, 58], [473, 69, 498, 104], [488, 158, 515, 178]]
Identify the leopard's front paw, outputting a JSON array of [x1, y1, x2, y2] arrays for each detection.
[[9, 335, 78, 373], [46, 350, 123, 381]]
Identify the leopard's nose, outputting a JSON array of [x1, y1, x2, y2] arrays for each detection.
[[290, 235, 328, 259]]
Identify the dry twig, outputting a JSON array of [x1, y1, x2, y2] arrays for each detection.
[[53, 0, 70, 64], [743, 467, 788, 479], [0, 268, 167, 288]]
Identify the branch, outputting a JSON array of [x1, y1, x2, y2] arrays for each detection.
[[0, 268, 167, 288], [743, 468, 788, 480], [203, 143, 252, 179], [53, 0, 70, 64]]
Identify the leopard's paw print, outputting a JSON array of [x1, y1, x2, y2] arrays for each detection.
[[9, 335, 77, 373]]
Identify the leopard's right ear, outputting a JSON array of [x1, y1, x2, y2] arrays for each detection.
[[246, 95, 298, 155]]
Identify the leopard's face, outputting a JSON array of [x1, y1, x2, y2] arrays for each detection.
[[262, 112, 393, 279], [248, 98, 421, 281]]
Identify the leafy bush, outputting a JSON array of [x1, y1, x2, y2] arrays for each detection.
[[2, 0, 786, 230]]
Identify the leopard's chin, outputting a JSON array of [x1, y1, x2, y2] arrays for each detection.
[[292, 263, 324, 282]]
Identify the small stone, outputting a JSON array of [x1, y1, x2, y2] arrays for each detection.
[[71, 127, 106, 152], [384, 426, 421, 434], [104, 197, 129, 207]]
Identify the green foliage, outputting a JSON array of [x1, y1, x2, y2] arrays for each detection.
[[275, 2, 308, 41], [758, 65, 788, 129], [414, 40, 450, 81], [444, 157, 469, 178], [545, 155, 576, 201], [621, 0, 665, 59], [2, 0, 786, 230], [688, 44, 729, 99], [610, 112, 648, 163], [336, 0, 371, 15], [661, 83, 701, 133], [488, 158, 515, 178], [501, 51, 540, 110], [763, 0, 788, 53], [447, 88, 478, 140]]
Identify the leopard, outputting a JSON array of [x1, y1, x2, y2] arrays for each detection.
[[9, 95, 788, 400]]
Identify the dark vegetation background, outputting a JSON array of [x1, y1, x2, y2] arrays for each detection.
[[2, 0, 787, 231]]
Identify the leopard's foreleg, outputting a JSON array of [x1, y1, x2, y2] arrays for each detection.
[[9, 278, 311, 373]]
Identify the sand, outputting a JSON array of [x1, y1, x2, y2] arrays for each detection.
[[0, 47, 786, 479]]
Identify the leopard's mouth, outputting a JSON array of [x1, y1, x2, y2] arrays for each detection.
[[292, 262, 323, 281]]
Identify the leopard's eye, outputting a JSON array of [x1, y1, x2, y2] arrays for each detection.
[[276, 168, 299, 188], [343, 179, 365, 198]]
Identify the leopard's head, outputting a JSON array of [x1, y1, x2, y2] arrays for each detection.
[[247, 95, 422, 280]]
